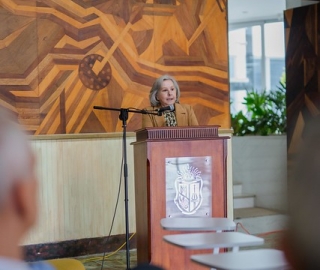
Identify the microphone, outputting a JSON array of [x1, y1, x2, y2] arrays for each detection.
[[157, 104, 175, 114]]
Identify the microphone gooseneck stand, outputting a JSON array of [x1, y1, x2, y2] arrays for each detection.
[[93, 105, 159, 270]]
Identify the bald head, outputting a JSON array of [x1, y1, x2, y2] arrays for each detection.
[[0, 110, 34, 208]]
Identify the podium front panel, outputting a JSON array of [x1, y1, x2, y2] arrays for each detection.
[[165, 156, 212, 218]]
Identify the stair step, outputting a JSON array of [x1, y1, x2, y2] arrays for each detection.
[[234, 207, 283, 219], [233, 193, 255, 209], [233, 193, 255, 198], [233, 182, 243, 194], [233, 207, 288, 234]]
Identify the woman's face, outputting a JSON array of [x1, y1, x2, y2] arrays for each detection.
[[156, 79, 177, 107]]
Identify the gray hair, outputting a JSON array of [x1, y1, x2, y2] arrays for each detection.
[[149, 75, 181, 106], [0, 109, 33, 208]]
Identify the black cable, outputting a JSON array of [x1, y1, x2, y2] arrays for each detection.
[[100, 157, 124, 270]]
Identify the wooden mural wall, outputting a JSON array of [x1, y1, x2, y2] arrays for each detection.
[[285, 3, 320, 155], [285, 2, 320, 201], [0, 0, 229, 134]]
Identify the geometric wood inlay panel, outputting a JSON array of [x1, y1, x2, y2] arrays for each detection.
[[0, 0, 229, 134], [79, 54, 112, 90], [285, 3, 320, 154]]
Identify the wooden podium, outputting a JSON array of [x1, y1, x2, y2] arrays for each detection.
[[133, 126, 229, 269]]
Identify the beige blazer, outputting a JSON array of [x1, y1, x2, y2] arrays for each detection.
[[142, 103, 198, 128]]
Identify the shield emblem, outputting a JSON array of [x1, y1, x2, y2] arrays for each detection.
[[174, 165, 203, 215]]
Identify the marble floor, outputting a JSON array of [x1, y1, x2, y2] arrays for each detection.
[[76, 249, 137, 270]]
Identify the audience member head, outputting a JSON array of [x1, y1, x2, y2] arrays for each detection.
[[0, 108, 38, 259], [282, 115, 320, 269]]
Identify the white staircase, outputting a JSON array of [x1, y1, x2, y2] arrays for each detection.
[[233, 182, 287, 234], [233, 182, 255, 209]]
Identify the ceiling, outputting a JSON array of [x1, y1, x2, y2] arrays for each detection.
[[228, 0, 286, 25]]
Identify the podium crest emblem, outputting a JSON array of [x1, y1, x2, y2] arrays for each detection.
[[174, 164, 203, 215]]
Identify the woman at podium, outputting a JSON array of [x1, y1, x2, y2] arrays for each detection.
[[142, 75, 199, 127]]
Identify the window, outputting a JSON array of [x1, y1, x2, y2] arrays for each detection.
[[229, 21, 285, 113]]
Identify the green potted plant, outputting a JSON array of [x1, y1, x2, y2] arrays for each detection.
[[231, 78, 286, 136]]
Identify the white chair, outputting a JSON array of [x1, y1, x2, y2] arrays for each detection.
[[191, 249, 290, 270], [161, 217, 236, 232], [161, 217, 238, 254], [163, 231, 264, 254]]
